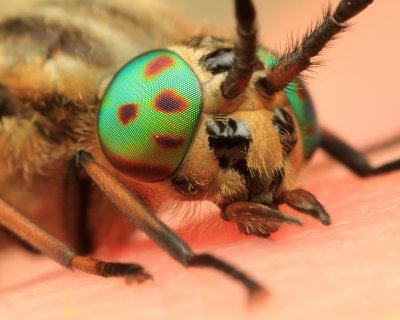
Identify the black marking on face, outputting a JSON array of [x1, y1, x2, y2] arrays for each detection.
[[201, 48, 235, 74], [171, 176, 202, 195], [206, 118, 252, 168], [269, 168, 285, 193], [272, 108, 297, 155], [201, 48, 265, 75], [247, 167, 285, 207], [255, 77, 273, 98], [0, 16, 112, 66]]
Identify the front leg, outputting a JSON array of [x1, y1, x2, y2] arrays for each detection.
[[77, 151, 266, 302], [0, 197, 152, 283], [320, 128, 400, 176]]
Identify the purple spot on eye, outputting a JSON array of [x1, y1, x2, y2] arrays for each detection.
[[145, 56, 174, 78], [118, 103, 138, 125], [152, 134, 185, 149], [101, 146, 174, 181], [154, 90, 188, 113], [305, 125, 315, 136]]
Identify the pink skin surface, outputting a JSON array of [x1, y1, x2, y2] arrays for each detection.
[[1, 1, 400, 319]]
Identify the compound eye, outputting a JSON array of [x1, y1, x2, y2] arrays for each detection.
[[97, 49, 202, 182]]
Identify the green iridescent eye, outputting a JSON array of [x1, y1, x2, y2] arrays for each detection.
[[257, 48, 320, 158], [97, 49, 202, 182]]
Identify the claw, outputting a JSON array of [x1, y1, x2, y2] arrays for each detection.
[[100, 262, 154, 285], [125, 270, 153, 284], [280, 189, 331, 225], [224, 202, 303, 226]]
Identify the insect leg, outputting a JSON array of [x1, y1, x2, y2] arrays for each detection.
[[63, 158, 92, 254], [320, 128, 400, 177], [0, 197, 152, 282], [77, 151, 266, 302]]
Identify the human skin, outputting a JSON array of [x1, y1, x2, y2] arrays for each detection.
[[1, 1, 400, 319]]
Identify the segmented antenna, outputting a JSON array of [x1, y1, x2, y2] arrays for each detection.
[[261, 0, 374, 94], [221, 0, 257, 99]]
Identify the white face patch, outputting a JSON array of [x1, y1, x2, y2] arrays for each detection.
[[274, 108, 287, 125]]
